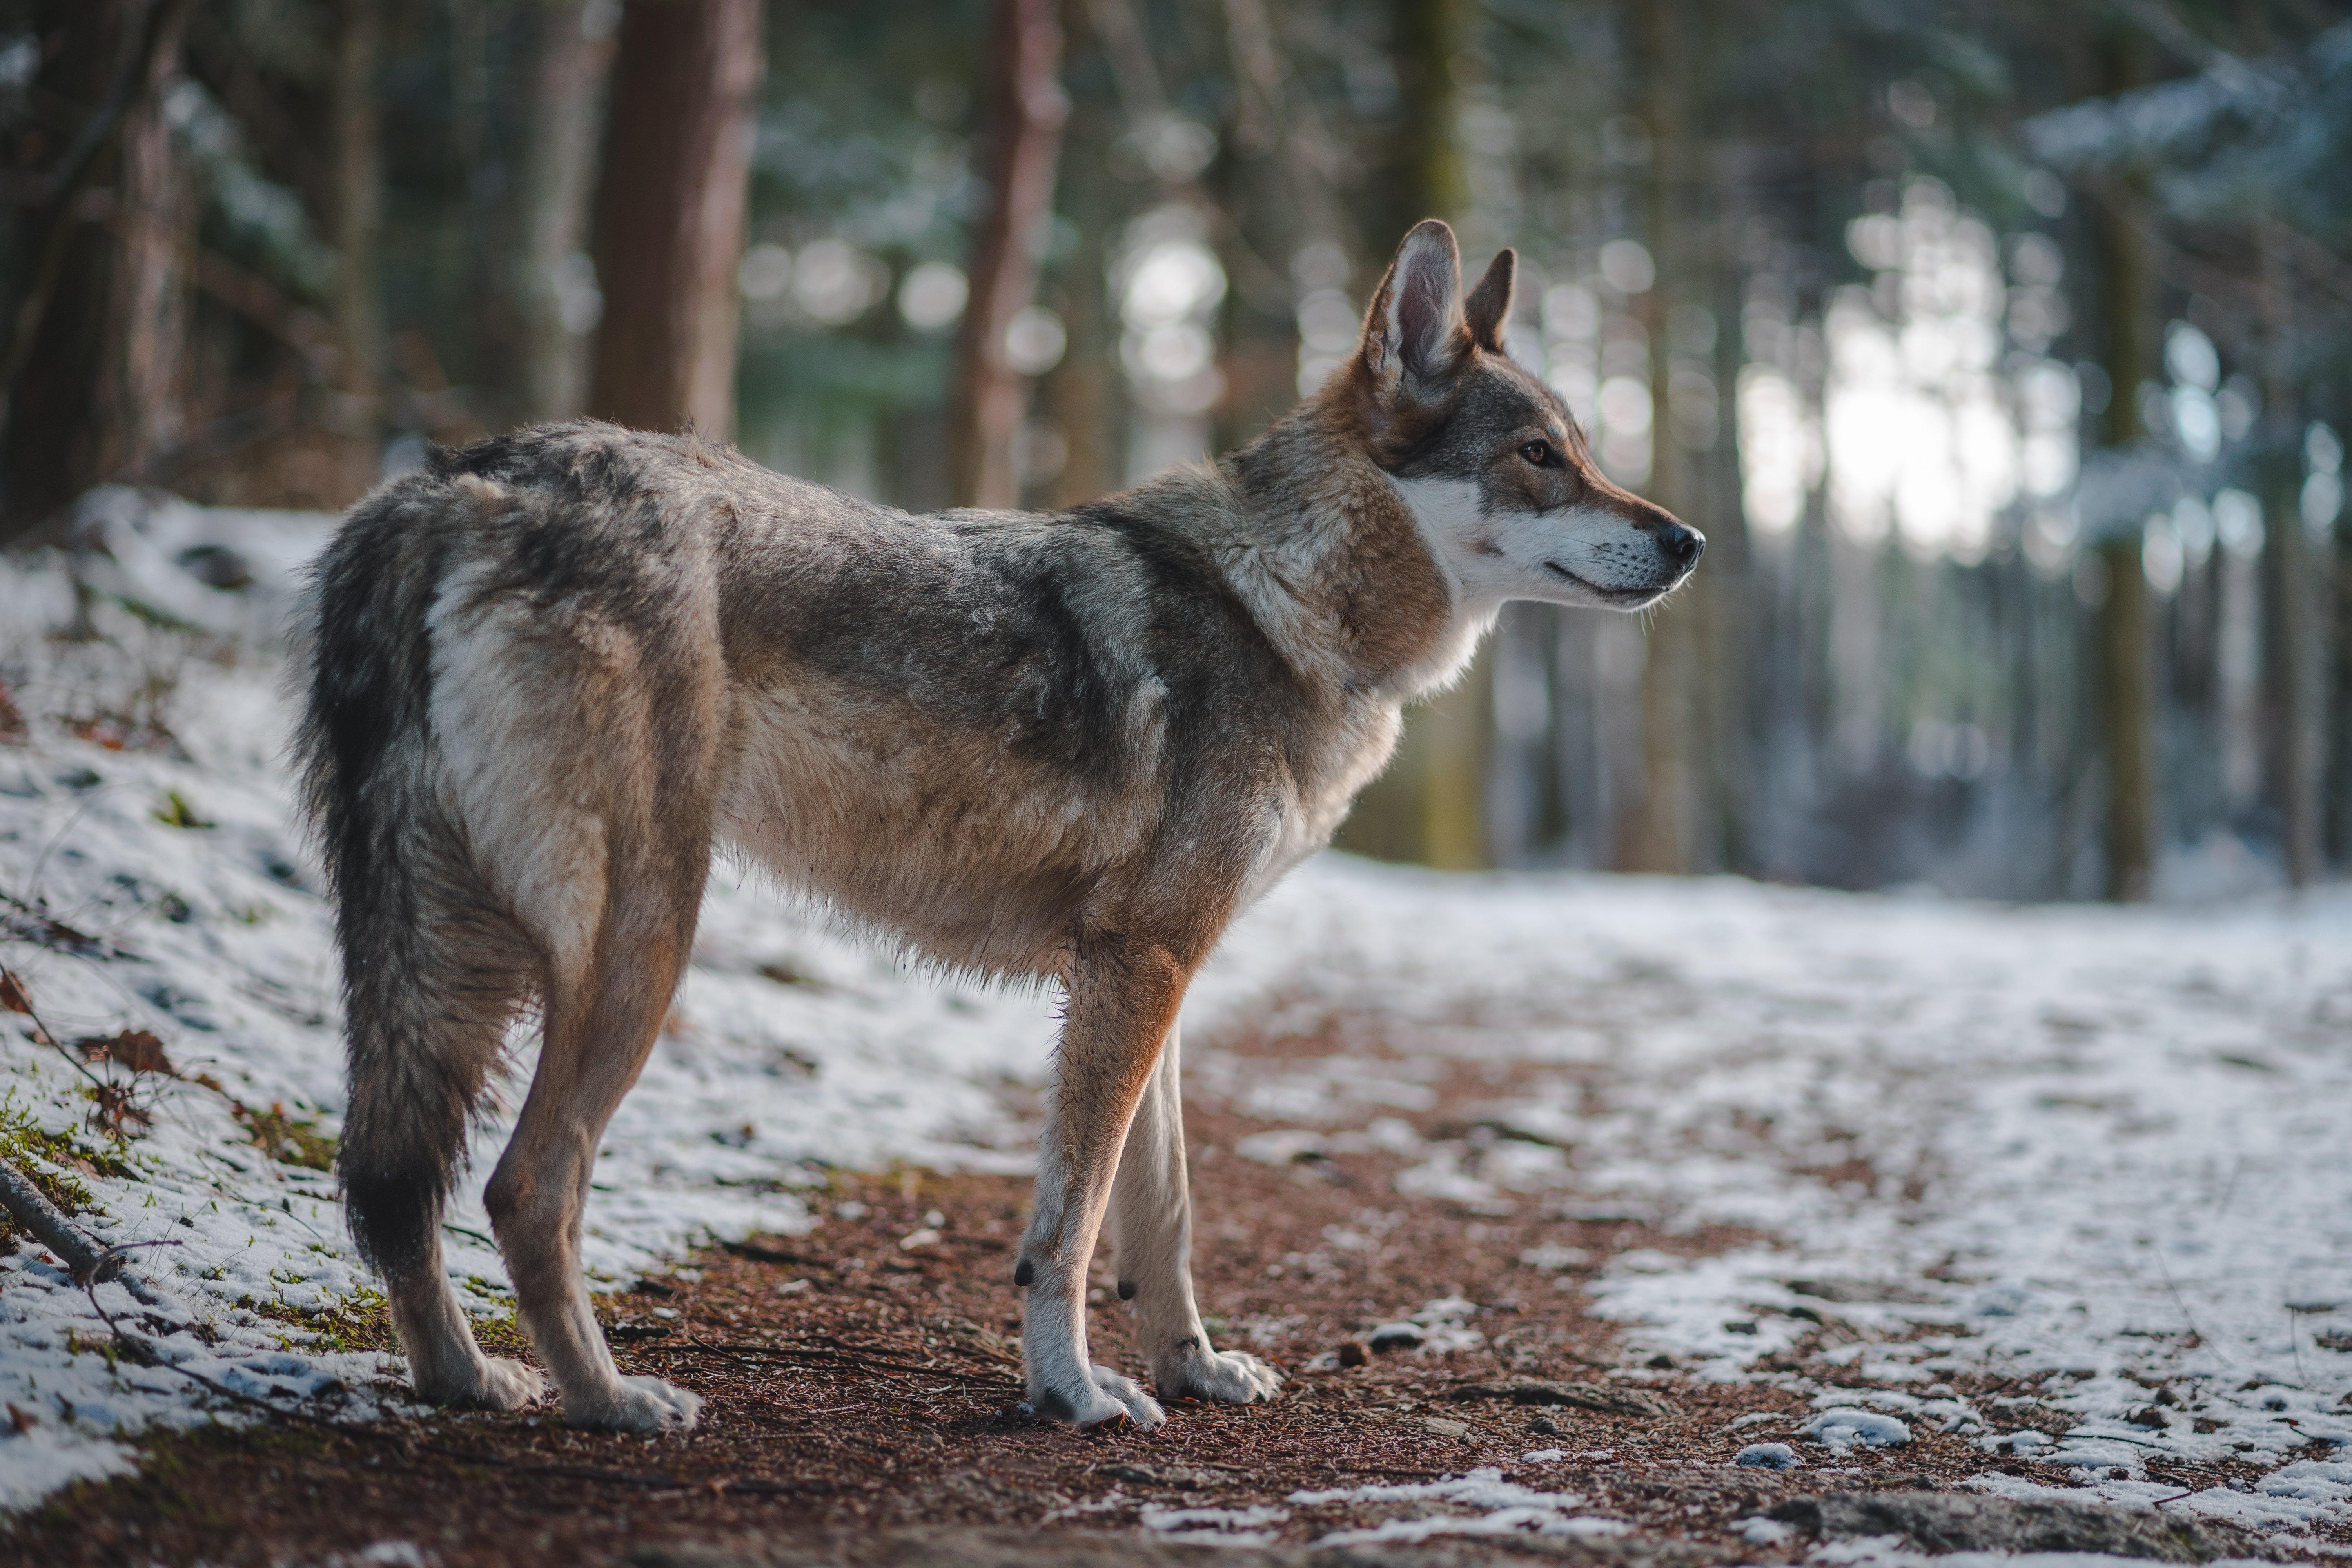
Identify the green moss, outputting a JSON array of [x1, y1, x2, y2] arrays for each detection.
[[152, 791, 213, 829], [471, 1306, 532, 1359], [0, 1092, 97, 1213], [231, 1102, 336, 1171], [245, 1286, 394, 1354]]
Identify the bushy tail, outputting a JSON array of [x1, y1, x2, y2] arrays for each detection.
[[293, 469, 512, 1279]]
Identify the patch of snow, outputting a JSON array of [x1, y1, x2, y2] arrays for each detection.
[[1740, 1514, 1801, 1543], [1138, 1501, 1289, 1544], [1518, 1243, 1590, 1270], [1394, 1144, 1507, 1207], [1289, 1467, 1625, 1547], [1405, 1295, 1485, 1355], [1232, 1128, 1325, 1165], [1803, 1408, 1914, 1449]]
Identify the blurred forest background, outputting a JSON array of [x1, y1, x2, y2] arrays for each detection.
[[2, 0, 2347, 901]]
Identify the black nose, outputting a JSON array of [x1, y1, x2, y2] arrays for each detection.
[[1659, 522, 1704, 569]]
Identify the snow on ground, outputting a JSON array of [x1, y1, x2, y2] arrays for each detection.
[[2, 501, 2349, 1542], [1202, 860, 2352, 1543]]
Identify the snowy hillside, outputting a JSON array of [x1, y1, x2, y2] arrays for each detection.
[[1, 502, 2348, 1542], [0, 508, 1063, 1506]]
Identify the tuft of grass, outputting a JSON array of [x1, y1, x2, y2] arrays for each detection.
[[232, 1102, 336, 1171], [53, 632, 191, 757], [151, 791, 213, 829], [471, 1305, 532, 1360], [247, 1286, 393, 1354], [0, 1091, 99, 1212]]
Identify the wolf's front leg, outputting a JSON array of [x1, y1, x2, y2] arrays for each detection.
[[1109, 1022, 1282, 1407], [1016, 938, 1195, 1430]]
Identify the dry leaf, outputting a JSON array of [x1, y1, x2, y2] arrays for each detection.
[[76, 1029, 176, 1076]]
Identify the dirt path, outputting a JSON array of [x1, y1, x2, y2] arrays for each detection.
[[6, 1013, 2325, 1568]]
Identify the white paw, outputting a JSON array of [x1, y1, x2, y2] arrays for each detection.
[[564, 1374, 702, 1433], [1158, 1342, 1283, 1405], [1033, 1363, 1167, 1430], [416, 1354, 546, 1412]]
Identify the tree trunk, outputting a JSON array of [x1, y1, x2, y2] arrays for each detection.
[[2091, 31, 2158, 902], [2327, 510, 2352, 870], [1372, 0, 1468, 254], [517, 0, 617, 423], [947, 0, 1067, 508], [587, 0, 766, 439], [2098, 535, 2156, 900], [1702, 211, 1752, 873], [2258, 221, 2320, 888], [95, 0, 192, 485], [1621, 0, 1702, 874], [1329, 0, 1479, 867], [0, 0, 180, 532], [331, 0, 386, 492], [1044, 65, 1116, 512], [2269, 472, 2321, 888]]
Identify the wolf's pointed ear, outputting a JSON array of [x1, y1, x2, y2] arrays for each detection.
[[1463, 248, 1515, 353], [1361, 219, 1468, 399]]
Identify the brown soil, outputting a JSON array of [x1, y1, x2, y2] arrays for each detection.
[[2, 1016, 2332, 1568]]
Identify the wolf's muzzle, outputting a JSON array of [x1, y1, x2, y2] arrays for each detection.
[[1659, 522, 1705, 570]]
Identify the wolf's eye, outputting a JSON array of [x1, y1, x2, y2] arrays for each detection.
[[1519, 440, 1552, 466]]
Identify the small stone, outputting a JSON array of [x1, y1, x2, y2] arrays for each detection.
[[1368, 1321, 1425, 1352], [1419, 1417, 1471, 1438], [1529, 1414, 1564, 1436], [1337, 1340, 1370, 1368], [1735, 1442, 1804, 1470]]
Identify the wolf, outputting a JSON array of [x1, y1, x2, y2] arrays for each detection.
[[293, 219, 1699, 1434]]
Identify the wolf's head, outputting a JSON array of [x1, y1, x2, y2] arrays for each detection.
[[1328, 219, 1702, 613]]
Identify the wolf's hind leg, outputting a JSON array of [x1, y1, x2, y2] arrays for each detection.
[[1108, 1023, 1282, 1407], [385, 1230, 546, 1411], [340, 897, 543, 1412], [485, 877, 704, 1434]]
